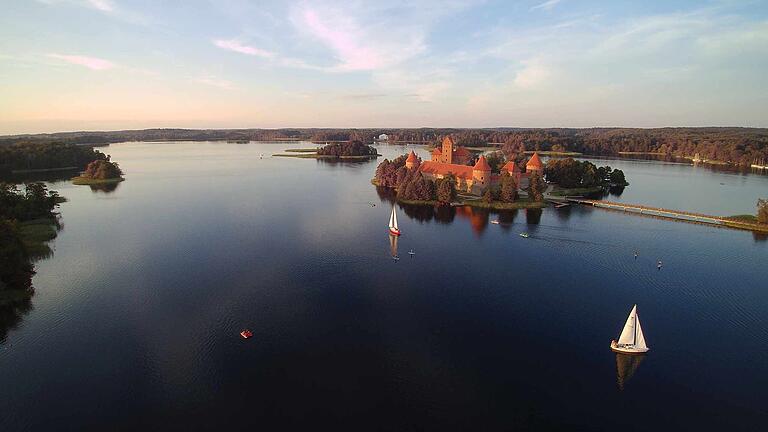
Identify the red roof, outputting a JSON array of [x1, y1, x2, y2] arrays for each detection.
[[502, 161, 519, 173], [419, 161, 474, 180], [406, 151, 418, 163], [526, 152, 543, 170], [454, 146, 471, 157], [431, 147, 442, 155], [473, 155, 491, 171]]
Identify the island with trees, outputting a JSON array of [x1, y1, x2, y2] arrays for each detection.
[[71, 159, 124, 185], [544, 158, 628, 196], [372, 150, 547, 210], [274, 141, 380, 160]]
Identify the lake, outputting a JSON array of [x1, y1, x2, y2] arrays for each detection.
[[1, 141, 767, 431]]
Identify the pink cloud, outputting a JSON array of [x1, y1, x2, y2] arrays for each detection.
[[47, 54, 115, 70], [213, 39, 274, 58], [300, 9, 381, 71]]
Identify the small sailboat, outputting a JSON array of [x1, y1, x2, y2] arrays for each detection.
[[490, 220, 500, 225], [389, 205, 401, 236], [519, 232, 529, 238], [610, 305, 649, 355], [408, 249, 415, 256]]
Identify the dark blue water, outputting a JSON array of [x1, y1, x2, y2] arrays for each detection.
[[1, 142, 766, 431]]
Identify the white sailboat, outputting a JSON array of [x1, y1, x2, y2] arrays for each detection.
[[610, 305, 649, 355], [388, 205, 401, 236]]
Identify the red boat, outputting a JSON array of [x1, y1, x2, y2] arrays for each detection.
[[240, 330, 253, 339]]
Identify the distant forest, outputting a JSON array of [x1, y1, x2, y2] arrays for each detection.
[[2, 127, 767, 166]]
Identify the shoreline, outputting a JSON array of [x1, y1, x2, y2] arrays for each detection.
[[72, 176, 125, 185]]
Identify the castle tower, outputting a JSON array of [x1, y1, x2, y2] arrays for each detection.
[[405, 150, 419, 169], [441, 136, 455, 164], [472, 155, 492, 187], [526, 152, 543, 174]]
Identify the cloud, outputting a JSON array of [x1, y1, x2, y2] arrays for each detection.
[[87, 0, 113, 12], [531, 0, 560, 11], [213, 39, 274, 58], [289, 3, 427, 72], [513, 58, 551, 89], [47, 54, 115, 70], [192, 75, 235, 90]]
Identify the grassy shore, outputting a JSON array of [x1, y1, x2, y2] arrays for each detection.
[[72, 176, 125, 185], [19, 218, 58, 258], [284, 148, 319, 153], [548, 186, 604, 196], [462, 198, 547, 210]]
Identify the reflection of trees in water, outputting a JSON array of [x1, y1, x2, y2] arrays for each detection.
[[497, 210, 518, 232], [608, 186, 625, 197], [615, 353, 644, 391], [553, 206, 572, 222], [0, 294, 33, 344], [401, 204, 435, 222], [89, 182, 121, 193], [375, 187, 396, 205], [526, 208, 543, 224]]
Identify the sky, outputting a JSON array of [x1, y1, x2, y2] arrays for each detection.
[[1, 0, 767, 134]]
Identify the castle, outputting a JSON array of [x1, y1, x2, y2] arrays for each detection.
[[405, 136, 543, 195]]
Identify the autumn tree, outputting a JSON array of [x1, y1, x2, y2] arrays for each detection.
[[529, 173, 545, 202], [758, 199, 768, 224], [499, 171, 518, 203], [436, 174, 457, 204], [83, 160, 123, 180]]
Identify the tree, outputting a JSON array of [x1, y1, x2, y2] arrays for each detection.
[[499, 171, 518, 203], [758, 199, 768, 224], [484, 151, 506, 173], [82, 160, 123, 180], [529, 174, 545, 202], [436, 174, 457, 204], [482, 187, 494, 203], [610, 169, 628, 185], [0, 219, 34, 291]]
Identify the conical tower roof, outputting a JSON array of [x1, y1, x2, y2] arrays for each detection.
[[473, 155, 491, 171], [526, 152, 543, 170], [406, 150, 418, 163]]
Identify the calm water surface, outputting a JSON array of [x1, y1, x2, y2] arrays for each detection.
[[1, 142, 767, 431]]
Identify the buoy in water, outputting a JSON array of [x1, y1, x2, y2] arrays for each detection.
[[240, 330, 253, 339]]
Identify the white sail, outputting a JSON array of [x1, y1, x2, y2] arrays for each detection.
[[617, 305, 637, 345], [389, 206, 399, 230], [635, 315, 647, 350]]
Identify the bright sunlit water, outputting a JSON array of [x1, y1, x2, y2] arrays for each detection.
[[1, 142, 767, 430]]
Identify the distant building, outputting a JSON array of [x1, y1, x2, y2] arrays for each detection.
[[430, 136, 472, 165], [378, 134, 389, 141], [405, 137, 542, 195]]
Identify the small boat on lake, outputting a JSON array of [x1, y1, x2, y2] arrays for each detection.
[[389, 205, 401, 236], [610, 305, 649, 355], [408, 249, 415, 256], [519, 232, 529, 238], [490, 220, 500, 225], [240, 329, 253, 339]]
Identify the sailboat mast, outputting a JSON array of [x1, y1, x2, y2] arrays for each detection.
[[633, 315, 637, 345]]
